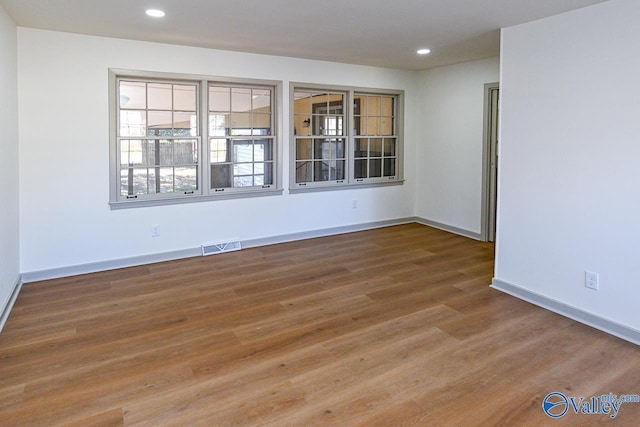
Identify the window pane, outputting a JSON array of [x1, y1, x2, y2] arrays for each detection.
[[354, 116, 365, 136], [381, 117, 393, 135], [314, 160, 329, 182], [367, 116, 380, 135], [336, 160, 346, 179], [120, 169, 129, 195], [145, 140, 157, 166], [324, 115, 343, 135], [159, 140, 173, 165], [120, 110, 146, 137], [384, 138, 396, 156], [148, 83, 172, 110], [295, 115, 311, 136], [252, 113, 271, 134], [175, 139, 197, 165], [234, 176, 254, 187], [233, 141, 253, 163], [148, 111, 172, 136], [173, 111, 197, 137], [148, 168, 157, 192], [230, 112, 251, 131], [209, 86, 230, 112], [296, 139, 312, 160], [354, 95, 365, 116], [230, 128, 252, 136], [234, 163, 253, 176], [231, 88, 252, 112], [311, 115, 324, 135], [328, 161, 340, 180], [209, 114, 228, 136], [252, 89, 271, 113], [255, 139, 273, 161], [159, 167, 174, 193], [311, 93, 329, 110], [354, 159, 367, 179], [335, 138, 345, 158], [263, 162, 274, 185], [370, 138, 383, 157], [324, 139, 342, 159], [381, 96, 394, 116], [355, 139, 368, 158], [367, 96, 380, 116], [119, 81, 145, 109], [254, 162, 264, 175], [174, 84, 196, 111], [329, 95, 344, 115], [210, 139, 230, 163], [296, 161, 312, 182], [369, 159, 382, 178], [294, 92, 312, 114], [120, 140, 130, 166], [336, 160, 345, 180], [131, 168, 149, 195], [121, 140, 145, 166], [384, 158, 396, 177], [211, 164, 232, 188], [175, 167, 197, 192], [314, 139, 329, 160]]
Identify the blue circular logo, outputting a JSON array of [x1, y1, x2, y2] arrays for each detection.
[[543, 392, 569, 418]]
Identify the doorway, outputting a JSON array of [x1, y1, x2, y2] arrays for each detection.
[[481, 83, 499, 242]]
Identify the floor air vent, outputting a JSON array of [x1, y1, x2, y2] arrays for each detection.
[[201, 240, 242, 256]]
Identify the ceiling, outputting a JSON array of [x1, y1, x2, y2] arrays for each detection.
[[0, 0, 609, 70]]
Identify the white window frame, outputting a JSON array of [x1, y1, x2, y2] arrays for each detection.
[[109, 69, 282, 209], [289, 83, 404, 192]]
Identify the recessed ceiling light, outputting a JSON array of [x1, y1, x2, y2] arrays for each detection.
[[417, 48, 431, 55], [145, 9, 165, 18]]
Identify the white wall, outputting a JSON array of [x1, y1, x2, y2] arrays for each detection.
[[17, 29, 418, 273], [497, 0, 640, 330], [415, 57, 499, 235], [0, 6, 20, 314]]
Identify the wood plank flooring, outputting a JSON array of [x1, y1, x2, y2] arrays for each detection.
[[1, 223, 639, 426]]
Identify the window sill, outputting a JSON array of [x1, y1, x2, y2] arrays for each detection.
[[109, 188, 284, 210], [288, 179, 404, 194]]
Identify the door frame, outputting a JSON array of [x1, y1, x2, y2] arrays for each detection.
[[480, 82, 499, 242]]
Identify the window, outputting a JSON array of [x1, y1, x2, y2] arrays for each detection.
[[209, 86, 274, 189], [353, 93, 397, 180], [109, 70, 281, 208], [118, 81, 199, 197], [291, 84, 402, 190], [293, 91, 346, 184]]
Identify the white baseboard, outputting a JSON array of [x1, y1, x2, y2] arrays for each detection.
[[491, 278, 640, 346], [21, 248, 201, 283], [243, 217, 416, 248], [21, 217, 417, 284], [0, 275, 23, 333], [414, 217, 481, 240]]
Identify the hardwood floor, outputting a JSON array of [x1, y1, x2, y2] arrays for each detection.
[[1, 223, 639, 426]]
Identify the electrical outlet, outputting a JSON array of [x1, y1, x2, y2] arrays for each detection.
[[585, 271, 599, 290], [151, 225, 161, 237], [352, 199, 358, 209]]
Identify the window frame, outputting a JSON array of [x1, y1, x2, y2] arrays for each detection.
[[289, 83, 404, 192], [109, 69, 283, 209]]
